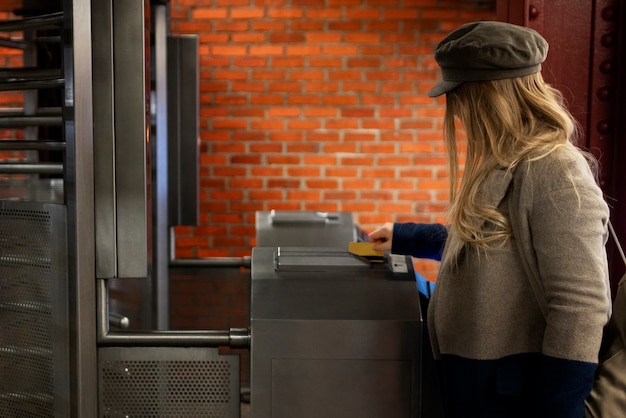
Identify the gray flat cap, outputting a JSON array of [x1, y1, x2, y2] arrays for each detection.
[[428, 21, 548, 97]]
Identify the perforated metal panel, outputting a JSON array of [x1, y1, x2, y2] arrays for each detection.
[[0, 202, 69, 418], [99, 347, 240, 418]]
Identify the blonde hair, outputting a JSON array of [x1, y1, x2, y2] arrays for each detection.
[[443, 72, 582, 248]]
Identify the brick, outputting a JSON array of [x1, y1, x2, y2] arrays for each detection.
[[324, 143, 357, 153], [286, 45, 322, 56], [250, 45, 284, 55], [288, 120, 322, 130], [345, 33, 380, 43], [309, 57, 342, 67], [268, 82, 302, 92], [267, 155, 301, 164], [361, 168, 395, 178], [346, 9, 380, 19], [232, 81, 265, 92], [231, 8, 265, 19], [362, 120, 395, 130], [192, 8, 227, 19], [305, 82, 339, 93], [380, 180, 416, 190], [251, 167, 284, 176], [306, 9, 342, 19], [342, 202, 376, 212], [212, 45, 247, 56], [303, 107, 337, 118], [326, 167, 358, 177], [307, 131, 340, 142], [361, 95, 395, 105], [287, 143, 321, 153], [249, 143, 283, 153], [341, 108, 375, 118], [289, 70, 324, 80], [269, 107, 301, 117], [291, 21, 324, 31], [287, 166, 321, 177], [272, 57, 306, 67], [287, 190, 321, 201], [215, 21, 249, 32], [233, 57, 267, 67], [305, 33, 341, 43], [251, 94, 284, 105], [304, 202, 340, 212], [233, 33, 266, 43], [345, 132, 375, 142], [251, 120, 285, 130], [384, 9, 419, 19], [303, 154, 337, 165], [361, 45, 395, 56], [340, 155, 375, 166], [270, 131, 304, 141], [268, 8, 304, 18], [250, 190, 283, 200], [328, 70, 362, 81], [252, 21, 287, 31], [269, 33, 305, 43], [306, 179, 338, 189], [380, 132, 414, 142], [232, 108, 264, 117], [268, 179, 301, 188], [322, 95, 358, 106], [322, 45, 358, 56]]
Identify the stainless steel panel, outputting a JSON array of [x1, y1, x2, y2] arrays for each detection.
[[152, 3, 170, 330], [98, 347, 240, 417], [68, 1, 98, 415], [271, 359, 413, 418], [167, 34, 199, 226], [250, 247, 422, 418], [0, 201, 70, 417], [113, 0, 151, 279], [93, 0, 151, 279], [92, 0, 117, 278], [255, 211, 362, 247]]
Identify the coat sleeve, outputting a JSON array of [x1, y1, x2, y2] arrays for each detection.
[[391, 222, 448, 261], [516, 152, 611, 417]]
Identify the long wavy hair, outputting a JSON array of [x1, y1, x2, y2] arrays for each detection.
[[443, 72, 585, 249]]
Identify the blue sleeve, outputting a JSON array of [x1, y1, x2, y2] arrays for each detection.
[[391, 222, 447, 261], [532, 354, 596, 418]]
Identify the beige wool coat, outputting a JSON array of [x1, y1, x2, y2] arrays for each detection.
[[430, 145, 611, 362]]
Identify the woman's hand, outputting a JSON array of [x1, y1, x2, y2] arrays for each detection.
[[368, 222, 394, 252]]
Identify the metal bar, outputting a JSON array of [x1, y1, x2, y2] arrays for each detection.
[[0, 68, 62, 79], [108, 312, 130, 329], [169, 256, 252, 268], [0, 301, 51, 314], [97, 279, 250, 347], [0, 12, 64, 32], [0, 37, 29, 50], [0, 163, 63, 174], [0, 140, 66, 151], [0, 78, 64, 91], [0, 36, 62, 50], [0, 115, 63, 127], [0, 107, 62, 116]]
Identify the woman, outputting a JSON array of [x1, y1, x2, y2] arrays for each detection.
[[369, 21, 611, 418]]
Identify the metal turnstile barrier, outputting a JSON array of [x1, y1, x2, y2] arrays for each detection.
[[250, 247, 423, 418]]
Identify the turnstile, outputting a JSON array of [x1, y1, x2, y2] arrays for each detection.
[[250, 247, 423, 418]]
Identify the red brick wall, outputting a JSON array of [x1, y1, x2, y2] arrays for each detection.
[[169, 0, 496, 280], [0, 11, 25, 168]]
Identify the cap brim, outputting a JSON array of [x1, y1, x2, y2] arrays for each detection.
[[427, 80, 463, 98]]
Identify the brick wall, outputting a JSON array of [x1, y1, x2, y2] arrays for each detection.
[[169, 0, 496, 280], [0, 11, 24, 167]]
